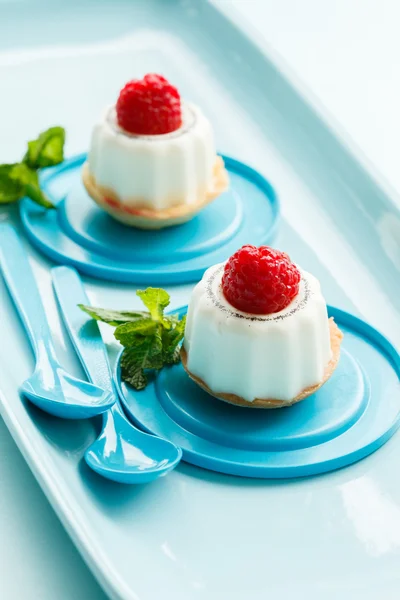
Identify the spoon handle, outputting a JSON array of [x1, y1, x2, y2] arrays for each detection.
[[0, 223, 56, 361], [51, 266, 114, 393]]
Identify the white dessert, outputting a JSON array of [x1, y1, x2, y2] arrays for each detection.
[[183, 263, 335, 405], [83, 102, 228, 228]]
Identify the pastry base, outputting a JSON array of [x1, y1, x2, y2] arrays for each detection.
[[181, 318, 344, 409], [82, 156, 229, 230]]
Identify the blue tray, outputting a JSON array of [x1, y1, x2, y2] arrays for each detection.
[[116, 306, 400, 479], [20, 154, 279, 284], [1, 1, 400, 599]]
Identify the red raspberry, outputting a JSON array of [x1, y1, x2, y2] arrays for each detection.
[[221, 245, 301, 315], [116, 73, 182, 135]]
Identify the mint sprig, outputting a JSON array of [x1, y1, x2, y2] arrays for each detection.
[[137, 288, 170, 321], [23, 126, 65, 169], [0, 164, 24, 204], [79, 288, 186, 390], [0, 126, 65, 209], [78, 305, 149, 326]]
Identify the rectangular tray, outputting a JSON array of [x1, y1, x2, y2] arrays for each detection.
[[1, 1, 400, 599]]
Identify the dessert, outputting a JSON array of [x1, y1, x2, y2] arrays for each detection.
[[83, 74, 228, 229], [182, 245, 343, 408]]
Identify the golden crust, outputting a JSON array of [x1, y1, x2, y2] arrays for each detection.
[[181, 318, 344, 409], [81, 156, 229, 230]]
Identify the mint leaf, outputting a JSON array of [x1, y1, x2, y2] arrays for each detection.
[[162, 313, 179, 330], [79, 288, 186, 390], [120, 332, 163, 390], [114, 319, 159, 346], [162, 315, 186, 364], [0, 125, 65, 212], [0, 163, 55, 209], [24, 183, 55, 209], [121, 359, 147, 390], [0, 164, 24, 204], [24, 126, 65, 169], [9, 163, 55, 209], [78, 304, 149, 326], [165, 344, 181, 365], [136, 288, 170, 321], [122, 332, 163, 369]]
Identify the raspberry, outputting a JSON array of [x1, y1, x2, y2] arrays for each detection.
[[116, 73, 182, 135], [221, 245, 301, 315]]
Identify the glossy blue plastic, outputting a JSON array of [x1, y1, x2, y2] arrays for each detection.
[[116, 306, 400, 479], [20, 154, 279, 284], [51, 266, 182, 484], [0, 223, 115, 419]]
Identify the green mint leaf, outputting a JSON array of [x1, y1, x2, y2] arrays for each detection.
[[120, 331, 164, 390], [164, 344, 181, 365], [162, 315, 186, 364], [162, 313, 179, 330], [79, 291, 186, 390], [121, 358, 148, 390], [136, 288, 170, 321], [25, 183, 55, 209], [23, 126, 65, 169], [0, 164, 24, 204], [0, 125, 65, 211], [9, 162, 39, 186], [9, 163, 55, 209], [78, 304, 149, 326], [114, 319, 159, 346], [122, 332, 163, 370]]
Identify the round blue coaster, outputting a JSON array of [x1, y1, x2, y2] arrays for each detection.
[[20, 154, 279, 285], [115, 306, 400, 479]]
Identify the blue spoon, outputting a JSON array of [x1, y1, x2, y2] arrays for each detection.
[[0, 224, 115, 419], [51, 266, 182, 484]]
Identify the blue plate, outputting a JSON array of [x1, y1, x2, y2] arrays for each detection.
[[115, 306, 400, 479], [20, 154, 280, 285]]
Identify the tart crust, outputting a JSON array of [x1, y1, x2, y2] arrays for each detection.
[[181, 318, 344, 409], [82, 156, 229, 230]]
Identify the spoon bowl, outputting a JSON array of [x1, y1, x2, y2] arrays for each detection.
[[21, 366, 115, 419], [85, 404, 182, 484], [52, 265, 182, 484], [0, 224, 116, 420]]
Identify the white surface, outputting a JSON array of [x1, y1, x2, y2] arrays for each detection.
[[184, 265, 331, 402], [232, 0, 400, 206], [1, 1, 400, 598]]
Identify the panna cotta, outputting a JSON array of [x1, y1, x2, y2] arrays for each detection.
[[82, 74, 228, 229], [182, 245, 343, 408]]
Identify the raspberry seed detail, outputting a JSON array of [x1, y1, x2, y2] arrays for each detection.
[[221, 245, 301, 315], [116, 73, 182, 136]]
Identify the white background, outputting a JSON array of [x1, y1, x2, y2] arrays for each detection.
[[232, 0, 400, 201], [1, 1, 400, 598]]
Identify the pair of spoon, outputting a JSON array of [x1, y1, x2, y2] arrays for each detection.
[[0, 223, 181, 483]]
